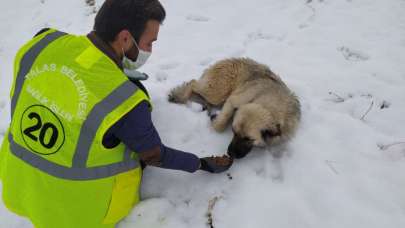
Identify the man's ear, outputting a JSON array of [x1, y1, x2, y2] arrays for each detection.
[[116, 30, 132, 49], [110, 30, 133, 58], [123, 30, 133, 42]]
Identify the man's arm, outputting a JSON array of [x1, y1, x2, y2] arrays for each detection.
[[104, 101, 201, 173]]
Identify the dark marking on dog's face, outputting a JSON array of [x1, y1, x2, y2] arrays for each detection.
[[261, 124, 282, 142], [228, 123, 282, 159], [229, 104, 284, 159], [227, 133, 254, 159]]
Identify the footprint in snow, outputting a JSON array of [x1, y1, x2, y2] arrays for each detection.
[[338, 46, 370, 61], [123, 198, 174, 224], [158, 62, 180, 70], [244, 31, 285, 46], [186, 14, 210, 22], [85, 0, 95, 7], [155, 71, 168, 82]]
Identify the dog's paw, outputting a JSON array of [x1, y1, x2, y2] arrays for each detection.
[[167, 92, 179, 103], [167, 89, 185, 104], [212, 118, 227, 132], [167, 82, 192, 104]]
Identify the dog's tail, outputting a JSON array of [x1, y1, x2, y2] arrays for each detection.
[[168, 80, 195, 104]]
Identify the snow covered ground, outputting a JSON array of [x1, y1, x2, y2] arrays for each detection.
[[1, 0, 405, 227]]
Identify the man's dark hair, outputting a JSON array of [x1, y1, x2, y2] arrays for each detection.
[[94, 0, 166, 43]]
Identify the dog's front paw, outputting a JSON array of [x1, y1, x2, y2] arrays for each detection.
[[212, 118, 227, 132]]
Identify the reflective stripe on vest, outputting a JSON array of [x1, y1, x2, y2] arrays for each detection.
[[8, 31, 140, 180], [11, 31, 67, 116]]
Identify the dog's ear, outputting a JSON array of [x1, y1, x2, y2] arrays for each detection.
[[261, 124, 282, 140]]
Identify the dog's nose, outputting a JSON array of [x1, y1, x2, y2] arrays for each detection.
[[227, 145, 248, 159], [227, 136, 253, 159]]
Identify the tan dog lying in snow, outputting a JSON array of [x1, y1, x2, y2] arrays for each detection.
[[168, 57, 301, 159]]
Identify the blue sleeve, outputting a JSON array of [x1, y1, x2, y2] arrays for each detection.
[[160, 145, 200, 172], [112, 101, 161, 152], [110, 101, 200, 173]]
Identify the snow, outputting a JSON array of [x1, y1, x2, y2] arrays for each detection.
[[1, 0, 405, 227]]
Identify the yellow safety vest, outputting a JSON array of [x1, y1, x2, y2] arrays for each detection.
[[0, 29, 150, 228]]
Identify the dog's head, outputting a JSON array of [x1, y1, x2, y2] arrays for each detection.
[[227, 103, 282, 159]]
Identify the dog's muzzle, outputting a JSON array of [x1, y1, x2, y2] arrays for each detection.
[[227, 134, 253, 159]]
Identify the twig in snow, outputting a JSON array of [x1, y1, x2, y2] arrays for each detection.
[[360, 100, 374, 121], [325, 160, 339, 175], [378, 142, 405, 150], [360, 93, 373, 99], [207, 196, 221, 228]]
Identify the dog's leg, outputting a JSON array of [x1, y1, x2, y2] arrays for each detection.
[[211, 99, 236, 132], [190, 94, 222, 120], [188, 92, 210, 110], [168, 80, 197, 104], [211, 87, 260, 132]]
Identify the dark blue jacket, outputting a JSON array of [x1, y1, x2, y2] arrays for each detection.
[[103, 101, 200, 172]]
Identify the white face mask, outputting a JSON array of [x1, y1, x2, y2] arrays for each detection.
[[122, 37, 151, 70]]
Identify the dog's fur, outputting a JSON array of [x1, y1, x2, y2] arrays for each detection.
[[168, 58, 301, 158]]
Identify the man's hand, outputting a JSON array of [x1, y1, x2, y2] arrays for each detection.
[[199, 155, 233, 173]]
